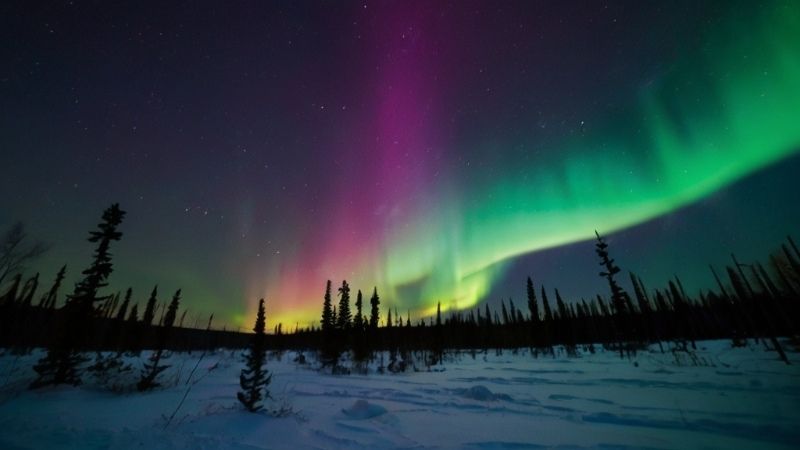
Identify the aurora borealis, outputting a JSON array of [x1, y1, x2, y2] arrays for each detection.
[[2, 1, 799, 329]]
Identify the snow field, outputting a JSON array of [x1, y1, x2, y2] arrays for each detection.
[[1, 340, 798, 449]]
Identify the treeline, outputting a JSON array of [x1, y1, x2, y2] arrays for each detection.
[[2, 204, 799, 381], [273, 232, 800, 369], [0, 204, 249, 391], [0, 290, 248, 351]]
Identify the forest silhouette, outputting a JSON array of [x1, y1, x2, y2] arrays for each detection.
[[1, 203, 797, 390]]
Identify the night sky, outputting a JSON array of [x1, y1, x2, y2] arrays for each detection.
[[2, 0, 799, 330]]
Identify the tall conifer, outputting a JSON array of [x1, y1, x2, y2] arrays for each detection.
[[31, 204, 125, 388]]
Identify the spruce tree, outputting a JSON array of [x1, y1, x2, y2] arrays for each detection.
[[539, 287, 554, 354], [726, 266, 751, 301], [70, 204, 125, 315], [336, 280, 352, 330], [431, 302, 444, 365], [595, 231, 627, 310], [116, 288, 132, 321], [137, 289, 180, 391], [351, 289, 369, 365], [594, 230, 629, 358], [527, 276, 539, 322], [353, 289, 364, 331], [31, 204, 125, 389], [320, 280, 333, 332], [142, 286, 158, 326], [555, 289, 569, 320], [369, 287, 380, 329], [101, 291, 119, 318], [541, 287, 553, 322], [237, 298, 272, 412], [555, 289, 576, 354], [319, 280, 341, 368], [630, 273, 651, 315], [127, 303, 139, 322], [509, 299, 518, 324]]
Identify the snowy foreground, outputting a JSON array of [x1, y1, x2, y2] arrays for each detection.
[[1, 341, 799, 449]]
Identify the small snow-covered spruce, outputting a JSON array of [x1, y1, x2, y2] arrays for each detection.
[[137, 289, 180, 391], [238, 298, 272, 412]]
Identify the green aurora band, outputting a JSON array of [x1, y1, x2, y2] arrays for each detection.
[[377, 2, 800, 317]]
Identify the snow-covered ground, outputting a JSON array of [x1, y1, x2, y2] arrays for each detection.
[[1, 340, 798, 449]]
